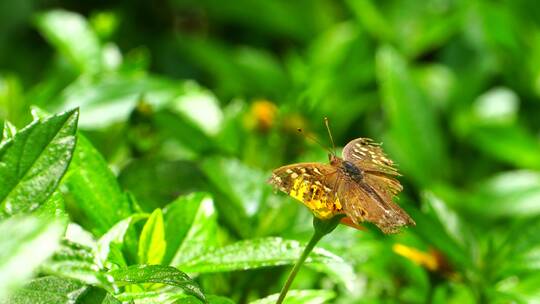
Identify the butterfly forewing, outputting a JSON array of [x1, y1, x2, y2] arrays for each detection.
[[342, 138, 400, 175], [269, 163, 343, 219]]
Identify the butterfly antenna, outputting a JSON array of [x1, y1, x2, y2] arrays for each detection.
[[324, 117, 336, 156], [297, 128, 334, 155]]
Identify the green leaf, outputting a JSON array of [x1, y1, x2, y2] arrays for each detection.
[[214, 100, 247, 155], [164, 193, 218, 267], [300, 22, 375, 133], [65, 223, 98, 248], [55, 75, 185, 128], [76, 287, 123, 304], [466, 125, 540, 170], [0, 75, 27, 125], [498, 217, 540, 276], [471, 87, 519, 125], [466, 170, 540, 219], [453, 87, 539, 170], [421, 191, 468, 247], [101, 293, 122, 304], [0, 216, 64, 301], [138, 208, 166, 265], [346, 0, 393, 42], [62, 134, 131, 236], [204, 296, 236, 304], [431, 282, 476, 304], [496, 272, 540, 303], [306, 260, 359, 292], [169, 33, 283, 98], [249, 290, 335, 304], [200, 157, 267, 237], [32, 190, 68, 220], [2, 276, 88, 304], [376, 45, 449, 186], [0, 109, 78, 218], [163, 194, 206, 264], [348, 0, 460, 57], [116, 291, 231, 304], [167, 84, 223, 136], [1, 121, 16, 144], [109, 265, 206, 303], [116, 289, 236, 304], [178, 295, 235, 304], [153, 109, 215, 156], [178, 237, 345, 273], [115, 288, 191, 304], [96, 214, 148, 268], [6, 275, 121, 304], [40, 239, 110, 288], [35, 10, 102, 75], [119, 159, 207, 210]]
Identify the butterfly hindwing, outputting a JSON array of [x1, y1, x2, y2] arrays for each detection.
[[363, 173, 414, 230], [269, 163, 343, 219], [338, 176, 413, 233], [364, 172, 403, 197]]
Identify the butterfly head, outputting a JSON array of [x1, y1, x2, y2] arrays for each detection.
[[328, 153, 341, 166]]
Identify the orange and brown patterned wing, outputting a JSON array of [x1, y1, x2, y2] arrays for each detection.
[[268, 163, 343, 219], [342, 138, 399, 176], [338, 175, 414, 234]]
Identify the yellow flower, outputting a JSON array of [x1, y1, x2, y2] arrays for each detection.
[[247, 99, 277, 132], [393, 243, 455, 278]]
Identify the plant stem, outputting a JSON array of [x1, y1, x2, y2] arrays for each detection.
[[276, 230, 323, 304], [275, 215, 343, 304]]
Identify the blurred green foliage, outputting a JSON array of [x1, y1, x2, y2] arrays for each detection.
[[1, 0, 540, 303]]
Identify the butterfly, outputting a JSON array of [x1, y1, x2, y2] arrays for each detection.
[[268, 121, 415, 234]]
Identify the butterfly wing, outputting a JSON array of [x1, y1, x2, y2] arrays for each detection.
[[342, 138, 400, 176], [269, 163, 343, 219], [362, 174, 414, 228], [364, 171, 403, 196], [337, 175, 414, 234], [340, 138, 413, 233]]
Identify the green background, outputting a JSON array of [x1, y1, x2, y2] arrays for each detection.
[[1, 0, 540, 303]]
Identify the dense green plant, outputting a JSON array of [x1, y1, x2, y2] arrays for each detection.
[[1, 1, 540, 303]]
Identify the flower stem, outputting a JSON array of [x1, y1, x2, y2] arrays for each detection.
[[275, 215, 343, 304]]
